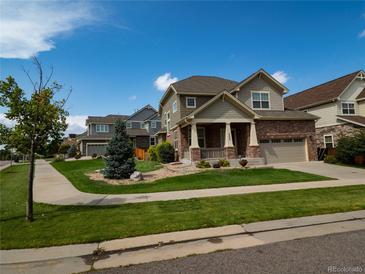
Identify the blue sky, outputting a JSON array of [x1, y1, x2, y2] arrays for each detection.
[[1, 1, 364, 134]]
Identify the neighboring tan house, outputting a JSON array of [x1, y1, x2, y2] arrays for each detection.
[[78, 105, 161, 156], [157, 69, 318, 164], [284, 70, 365, 150]]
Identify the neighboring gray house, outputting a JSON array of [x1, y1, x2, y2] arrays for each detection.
[[157, 69, 318, 164], [78, 105, 161, 156], [285, 70, 365, 150]]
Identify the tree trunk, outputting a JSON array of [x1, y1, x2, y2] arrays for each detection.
[[26, 139, 35, 222]]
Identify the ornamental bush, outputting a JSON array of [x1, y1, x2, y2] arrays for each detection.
[[336, 130, 365, 164], [196, 160, 211, 168], [103, 120, 135, 179], [148, 145, 158, 162], [156, 142, 175, 163], [324, 155, 337, 164]]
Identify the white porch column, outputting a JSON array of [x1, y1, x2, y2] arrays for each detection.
[[249, 122, 259, 146], [224, 122, 234, 147], [190, 122, 199, 148]]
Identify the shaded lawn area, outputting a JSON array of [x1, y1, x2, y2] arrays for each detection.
[[52, 159, 333, 194], [1, 165, 364, 249]]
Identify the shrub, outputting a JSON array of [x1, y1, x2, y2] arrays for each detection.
[[148, 145, 158, 162], [336, 130, 365, 164], [58, 143, 70, 156], [74, 153, 81, 160], [52, 157, 64, 163], [67, 144, 77, 158], [324, 155, 337, 164], [92, 153, 97, 159], [218, 159, 230, 167], [103, 120, 135, 179], [156, 142, 175, 163], [196, 160, 211, 168], [212, 161, 221, 168]]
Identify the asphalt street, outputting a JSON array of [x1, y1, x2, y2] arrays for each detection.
[[89, 230, 365, 274]]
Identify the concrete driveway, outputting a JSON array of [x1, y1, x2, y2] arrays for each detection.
[[271, 161, 365, 180]]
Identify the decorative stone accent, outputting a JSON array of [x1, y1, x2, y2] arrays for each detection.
[[224, 147, 236, 159], [190, 147, 201, 161], [316, 124, 360, 148], [130, 171, 143, 181], [246, 146, 261, 158]]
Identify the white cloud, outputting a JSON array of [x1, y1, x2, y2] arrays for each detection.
[[128, 95, 137, 101], [65, 115, 87, 136], [271, 71, 289, 84], [0, 113, 15, 128], [0, 1, 98, 59], [154, 73, 178, 91], [359, 29, 365, 38]]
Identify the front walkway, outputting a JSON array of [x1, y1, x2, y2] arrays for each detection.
[[34, 160, 365, 206]]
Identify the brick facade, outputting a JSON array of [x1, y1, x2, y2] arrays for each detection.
[[190, 147, 201, 161], [255, 120, 317, 161], [316, 123, 360, 148], [224, 147, 236, 159], [246, 146, 261, 158]]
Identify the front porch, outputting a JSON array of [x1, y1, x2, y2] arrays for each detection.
[[179, 122, 261, 162]]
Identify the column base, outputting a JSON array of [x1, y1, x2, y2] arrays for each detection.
[[190, 147, 201, 161], [246, 146, 261, 158], [224, 147, 236, 159]]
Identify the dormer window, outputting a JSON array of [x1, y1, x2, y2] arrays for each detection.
[[341, 102, 355, 115], [96, 124, 109, 133], [251, 91, 270, 109], [186, 97, 196, 108]]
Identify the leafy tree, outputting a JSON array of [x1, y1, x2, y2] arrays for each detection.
[[103, 120, 135, 179], [0, 58, 68, 221], [0, 123, 12, 147]]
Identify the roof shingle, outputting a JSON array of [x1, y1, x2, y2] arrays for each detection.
[[86, 114, 129, 124], [337, 115, 365, 127], [356, 88, 365, 100]]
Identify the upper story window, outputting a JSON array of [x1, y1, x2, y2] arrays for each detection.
[[251, 91, 270, 109], [151, 120, 157, 128], [166, 112, 171, 131], [172, 100, 177, 113], [96, 124, 109, 133], [126, 121, 132, 128], [341, 102, 355, 115], [186, 97, 196, 108]]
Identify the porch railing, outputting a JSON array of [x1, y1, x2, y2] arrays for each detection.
[[201, 148, 225, 159]]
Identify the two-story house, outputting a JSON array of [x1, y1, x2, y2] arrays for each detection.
[[157, 69, 318, 164], [285, 70, 365, 150], [78, 105, 161, 156]]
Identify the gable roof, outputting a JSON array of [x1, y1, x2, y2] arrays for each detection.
[[127, 104, 157, 121], [230, 68, 288, 94], [284, 70, 362, 110], [356, 88, 365, 100], [337, 115, 365, 127], [144, 112, 160, 121], [86, 114, 128, 124]]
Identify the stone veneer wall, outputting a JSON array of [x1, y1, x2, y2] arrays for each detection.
[[255, 120, 317, 161], [316, 123, 360, 148]]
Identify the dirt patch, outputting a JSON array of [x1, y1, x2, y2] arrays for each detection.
[[86, 163, 202, 185]]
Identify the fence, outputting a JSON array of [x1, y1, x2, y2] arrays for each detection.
[[135, 148, 148, 160]]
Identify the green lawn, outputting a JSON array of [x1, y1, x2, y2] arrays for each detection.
[[51, 159, 333, 194], [1, 165, 364, 249]]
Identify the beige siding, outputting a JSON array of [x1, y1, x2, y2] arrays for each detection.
[[195, 98, 252, 120], [161, 92, 179, 129], [236, 77, 284, 110], [359, 101, 365, 116], [307, 102, 339, 127], [339, 78, 365, 115], [179, 95, 213, 118]]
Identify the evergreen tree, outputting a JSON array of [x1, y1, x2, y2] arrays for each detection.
[[103, 120, 135, 179]]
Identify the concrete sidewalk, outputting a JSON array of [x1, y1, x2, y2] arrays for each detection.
[[34, 160, 365, 206], [1, 210, 365, 274]]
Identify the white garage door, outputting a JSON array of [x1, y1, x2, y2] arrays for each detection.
[[87, 144, 108, 156], [259, 138, 307, 164]]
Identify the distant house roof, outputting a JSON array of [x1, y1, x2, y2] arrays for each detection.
[[144, 112, 160, 121], [86, 114, 129, 124], [171, 76, 238, 95], [356, 88, 365, 100], [127, 105, 157, 121], [255, 110, 318, 120], [284, 71, 361, 110], [337, 115, 365, 127], [126, 128, 149, 137]]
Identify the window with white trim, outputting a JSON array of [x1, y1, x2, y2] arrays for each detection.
[[324, 135, 334, 148], [151, 120, 157, 128], [126, 121, 132, 129], [166, 111, 171, 131], [251, 92, 270, 109], [95, 124, 109, 133], [150, 136, 156, 146], [341, 102, 355, 115], [140, 122, 144, 129], [172, 101, 177, 113], [186, 97, 196, 108]]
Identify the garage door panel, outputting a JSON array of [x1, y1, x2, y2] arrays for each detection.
[[260, 139, 306, 164], [87, 144, 108, 156]]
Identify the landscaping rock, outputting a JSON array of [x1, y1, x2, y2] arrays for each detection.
[[130, 171, 143, 181]]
